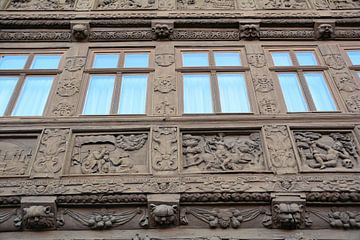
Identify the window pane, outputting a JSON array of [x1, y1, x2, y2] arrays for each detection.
[[0, 55, 28, 69], [118, 75, 148, 114], [93, 54, 119, 68], [295, 51, 318, 66], [83, 75, 115, 115], [124, 53, 149, 68], [304, 72, 337, 111], [182, 52, 209, 67], [217, 73, 250, 113], [347, 50, 360, 65], [271, 52, 293, 66], [357, 72, 360, 78], [0, 77, 18, 116], [31, 55, 61, 69], [183, 74, 213, 113], [214, 52, 242, 66], [12, 76, 53, 116], [278, 73, 308, 112]]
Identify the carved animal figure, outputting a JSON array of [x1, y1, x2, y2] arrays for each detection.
[[273, 203, 303, 229], [150, 204, 177, 226]]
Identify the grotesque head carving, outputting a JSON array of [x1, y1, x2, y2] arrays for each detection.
[[317, 24, 334, 39], [152, 24, 174, 39], [150, 204, 177, 226], [273, 203, 304, 229], [72, 24, 89, 41], [240, 24, 260, 40], [20, 205, 55, 229]]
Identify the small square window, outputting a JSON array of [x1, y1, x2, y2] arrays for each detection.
[[93, 54, 119, 68], [124, 53, 149, 68], [182, 52, 209, 67], [31, 55, 61, 69], [347, 50, 360, 65], [271, 52, 293, 66], [0, 55, 28, 70], [295, 51, 318, 66], [214, 52, 241, 66]]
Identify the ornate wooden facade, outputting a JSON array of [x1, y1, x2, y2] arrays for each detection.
[[0, 0, 359, 239]]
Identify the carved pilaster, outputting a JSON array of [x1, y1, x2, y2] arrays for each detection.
[[263, 125, 298, 174], [152, 43, 177, 116], [246, 45, 281, 114], [319, 45, 360, 113], [30, 128, 71, 178]]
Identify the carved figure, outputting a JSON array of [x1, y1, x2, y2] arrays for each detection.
[[15, 206, 55, 229], [177, 0, 234, 10], [247, 54, 266, 68], [152, 24, 173, 40], [334, 72, 360, 92], [0, 140, 33, 176], [240, 24, 260, 40], [317, 24, 334, 39], [97, 0, 157, 9], [72, 24, 89, 41], [182, 133, 263, 172], [295, 131, 359, 170], [8, 0, 75, 10], [150, 204, 177, 226]]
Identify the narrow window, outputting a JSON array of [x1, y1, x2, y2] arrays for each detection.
[[278, 73, 308, 112], [118, 75, 148, 114], [0, 76, 18, 116]]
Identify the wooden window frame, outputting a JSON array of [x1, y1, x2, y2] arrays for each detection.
[[265, 47, 340, 113], [0, 50, 65, 117], [341, 46, 360, 81], [80, 48, 155, 116], [176, 48, 255, 115]]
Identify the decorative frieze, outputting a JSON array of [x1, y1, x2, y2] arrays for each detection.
[[182, 131, 265, 173], [70, 132, 149, 175], [96, 0, 158, 9]]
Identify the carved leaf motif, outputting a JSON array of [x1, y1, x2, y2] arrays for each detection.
[[116, 134, 148, 151]]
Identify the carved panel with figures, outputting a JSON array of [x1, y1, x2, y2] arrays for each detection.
[[69, 132, 149, 175], [181, 131, 266, 173], [293, 130, 360, 172]]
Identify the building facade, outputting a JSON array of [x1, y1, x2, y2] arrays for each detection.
[[0, 0, 360, 239]]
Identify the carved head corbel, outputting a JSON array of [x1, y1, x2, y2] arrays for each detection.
[[315, 23, 335, 40], [72, 23, 89, 41]]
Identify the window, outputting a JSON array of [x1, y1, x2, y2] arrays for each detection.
[[269, 49, 337, 112], [344, 49, 360, 79], [0, 52, 62, 116], [178, 50, 252, 114], [82, 50, 152, 115]]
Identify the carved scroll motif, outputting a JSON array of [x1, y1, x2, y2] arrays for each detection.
[[70, 133, 148, 174], [7, 0, 75, 10], [294, 131, 359, 171], [0, 137, 36, 176], [264, 125, 298, 174], [32, 129, 70, 178], [182, 132, 265, 172], [152, 127, 178, 171]]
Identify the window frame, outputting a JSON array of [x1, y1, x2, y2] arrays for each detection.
[[266, 47, 340, 113], [80, 48, 155, 116], [342, 46, 360, 81], [176, 48, 256, 115], [0, 50, 64, 117]]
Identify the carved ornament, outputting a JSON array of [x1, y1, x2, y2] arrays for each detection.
[[152, 127, 178, 171]]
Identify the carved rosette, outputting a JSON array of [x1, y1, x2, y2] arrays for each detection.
[[31, 129, 71, 178], [152, 127, 178, 172]]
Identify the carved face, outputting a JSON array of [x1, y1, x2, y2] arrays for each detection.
[[318, 24, 334, 38], [72, 24, 89, 41], [273, 203, 303, 229], [342, 158, 354, 169], [150, 204, 177, 226]]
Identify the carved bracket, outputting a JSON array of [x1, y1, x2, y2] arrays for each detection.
[[148, 194, 180, 227]]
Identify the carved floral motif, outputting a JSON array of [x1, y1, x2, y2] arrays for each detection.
[[182, 132, 264, 172], [56, 77, 80, 97], [52, 102, 75, 117], [254, 74, 274, 92], [71, 133, 148, 174], [294, 131, 359, 170], [154, 76, 176, 93], [152, 127, 178, 171]]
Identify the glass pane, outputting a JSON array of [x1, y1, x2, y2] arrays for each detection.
[[278, 73, 308, 112], [0, 77, 18, 116], [31, 55, 61, 69], [12, 76, 53, 116], [271, 52, 293, 66], [347, 50, 360, 65], [304, 72, 337, 111], [124, 53, 149, 68], [214, 52, 242, 66], [295, 51, 318, 66], [0, 55, 28, 69], [183, 74, 213, 113], [357, 72, 360, 78], [93, 54, 119, 68], [83, 75, 115, 115], [118, 75, 148, 114], [182, 52, 209, 67], [217, 73, 250, 113]]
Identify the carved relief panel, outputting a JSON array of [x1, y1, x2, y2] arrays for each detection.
[[152, 127, 178, 172], [6, 0, 75, 10], [181, 131, 266, 173], [69, 132, 149, 175], [258, 0, 309, 9], [313, 0, 360, 9], [177, 0, 235, 10], [0, 134, 38, 177], [293, 130, 360, 172], [96, 0, 158, 9]]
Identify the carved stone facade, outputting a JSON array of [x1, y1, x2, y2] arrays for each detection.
[[0, 0, 359, 239]]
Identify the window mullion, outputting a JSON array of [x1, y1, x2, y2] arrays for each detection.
[[211, 70, 221, 113], [111, 72, 122, 114], [298, 70, 316, 111]]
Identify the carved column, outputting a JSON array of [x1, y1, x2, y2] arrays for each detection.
[[263, 125, 299, 174], [245, 45, 281, 114], [151, 126, 179, 175], [30, 128, 71, 178], [319, 44, 360, 113], [49, 45, 87, 117], [152, 42, 178, 116]]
